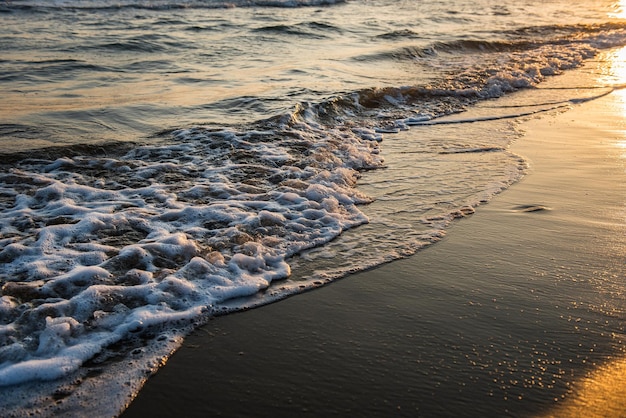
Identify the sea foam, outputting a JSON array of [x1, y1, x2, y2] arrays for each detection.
[[0, 114, 382, 389]]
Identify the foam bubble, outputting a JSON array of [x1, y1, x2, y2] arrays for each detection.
[[0, 114, 383, 389]]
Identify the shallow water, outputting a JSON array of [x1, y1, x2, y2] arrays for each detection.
[[2, 0, 626, 415]]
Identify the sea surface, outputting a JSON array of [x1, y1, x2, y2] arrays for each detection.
[[2, 0, 626, 415]]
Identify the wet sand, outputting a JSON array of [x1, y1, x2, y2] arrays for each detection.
[[122, 68, 626, 417]]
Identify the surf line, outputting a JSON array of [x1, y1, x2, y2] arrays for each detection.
[[405, 104, 569, 126], [407, 86, 625, 126]]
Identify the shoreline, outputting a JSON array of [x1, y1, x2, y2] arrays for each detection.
[[122, 66, 626, 417]]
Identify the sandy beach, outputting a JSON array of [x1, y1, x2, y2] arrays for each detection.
[[121, 63, 626, 417]]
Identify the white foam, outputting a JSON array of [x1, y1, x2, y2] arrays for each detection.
[[0, 117, 384, 393]]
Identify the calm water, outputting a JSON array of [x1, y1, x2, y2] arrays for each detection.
[[2, 0, 626, 415]]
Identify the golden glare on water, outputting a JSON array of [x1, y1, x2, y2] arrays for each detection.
[[600, 47, 626, 157], [616, 141, 626, 160], [602, 46, 626, 85], [537, 357, 626, 418], [609, 0, 626, 19]]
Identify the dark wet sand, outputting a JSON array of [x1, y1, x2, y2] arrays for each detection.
[[122, 73, 626, 417]]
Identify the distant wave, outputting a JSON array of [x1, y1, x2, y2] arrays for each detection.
[[252, 21, 342, 39], [368, 22, 626, 63], [2, 0, 347, 12]]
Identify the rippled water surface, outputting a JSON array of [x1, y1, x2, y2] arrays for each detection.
[[2, 0, 622, 148]]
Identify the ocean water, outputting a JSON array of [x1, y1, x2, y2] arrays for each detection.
[[2, 0, 626, 415]]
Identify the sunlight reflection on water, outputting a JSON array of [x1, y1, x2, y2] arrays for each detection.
[[597, 46, 626, 159], [537, 356, 626, 418], [609, 0, 626, 19]]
